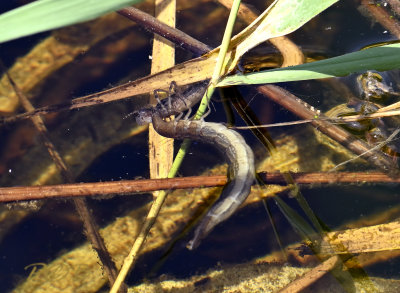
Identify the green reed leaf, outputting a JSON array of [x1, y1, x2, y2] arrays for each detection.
[[218, 43, 400, 86], [231, 0, 339, 67], [0, 0, 143, 43]]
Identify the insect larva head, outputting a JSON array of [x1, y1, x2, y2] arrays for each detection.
[[134, 109, 153, 125]]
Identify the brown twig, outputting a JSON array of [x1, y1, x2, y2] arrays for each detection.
[[262, 171, 400, 184], [3, 68, 122, 291], [387, 0, 400, 16], [360, 0, 400, 39], [278, 255, 342, 293], [0, 175, 226, 202], [118, 7, 211, 55], [257, 85, 400, 177], [2, 172, 399, 203]]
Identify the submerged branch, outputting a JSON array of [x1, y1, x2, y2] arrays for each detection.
[[3, 68, 121, 291], [1, 172, 399, 203], [118, 6, 211, 55], [257, 85, 400, 177]]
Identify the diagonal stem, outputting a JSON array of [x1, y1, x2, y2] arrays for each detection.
[[3, 67, 123, 292]]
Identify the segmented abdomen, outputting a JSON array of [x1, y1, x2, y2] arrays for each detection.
[[152, 114, 255, 249]]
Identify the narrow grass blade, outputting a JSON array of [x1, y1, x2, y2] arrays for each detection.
[[274, 196, 317, 240], [169, 0, 242, 177]]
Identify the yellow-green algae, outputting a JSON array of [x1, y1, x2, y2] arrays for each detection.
[[126, 263, 400, 293]]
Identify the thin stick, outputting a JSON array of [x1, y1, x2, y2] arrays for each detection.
[[3, 69, 121, 291], [375, 101, 400, 112], [361, 0, 400, 39], [2, 172, 399, 203], [117, 7, 210, 55], [231, 108, 400, 129], [0, 175, 227, 202], [330, 128, 400, 171], [257, 85, 400, 176], [278, 256, 341, 293]]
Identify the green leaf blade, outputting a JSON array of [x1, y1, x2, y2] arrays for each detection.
[[0, 0, 143, 44], [219, 43, 400, 86], [233, 0, 339, 66]]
